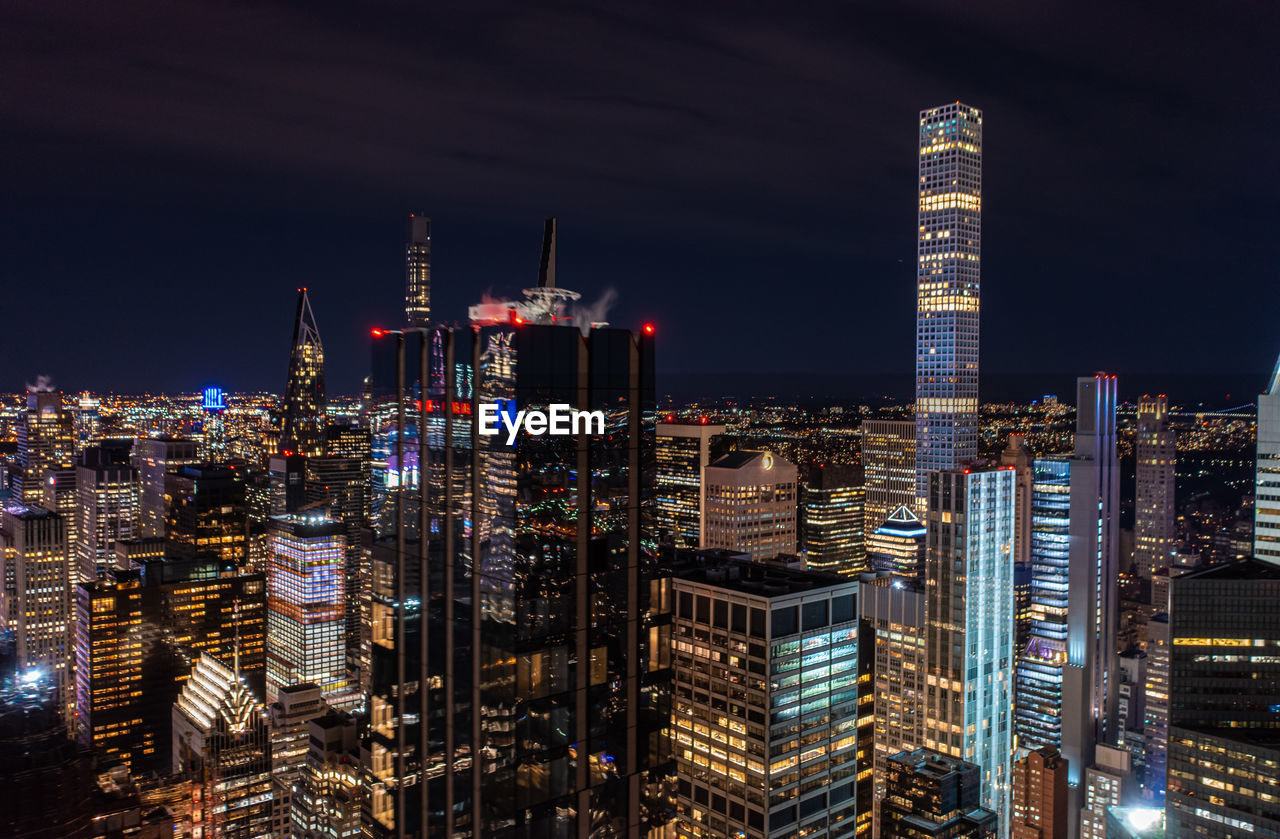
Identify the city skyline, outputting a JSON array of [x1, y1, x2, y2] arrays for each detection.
[[2, 2, 1277, 396]]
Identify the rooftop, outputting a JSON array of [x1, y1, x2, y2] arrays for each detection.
[[674, 552, 848, 598]]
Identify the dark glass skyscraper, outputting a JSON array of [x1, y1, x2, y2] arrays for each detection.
[[281, 287, 327, 458], [365, 287, 664, 837], [406, 214, 431, 328]]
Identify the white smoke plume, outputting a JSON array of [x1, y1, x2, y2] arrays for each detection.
[[570, 288, 617, 335], [26, 374, 55, 392]]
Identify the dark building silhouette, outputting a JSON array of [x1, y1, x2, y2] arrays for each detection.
[[882, 749, 997, 839]]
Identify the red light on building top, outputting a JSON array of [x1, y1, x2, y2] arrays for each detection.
[[699, 416, 709, 425], [643, 323, 655, 335], [372, 328, 384, 337]]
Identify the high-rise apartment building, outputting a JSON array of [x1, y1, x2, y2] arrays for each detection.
[[1, 506, 71, 692], [1015, 457, 1071, 753], [1011, 747, 1068, 839], [74, 557, 267, 774], [860, 575, 926, 835], [923, 465, 1015, 830], [881, 749, 997, 839], [802, 464, 867, 575], [915, 103, 983, 508], [133, 437, 199, 539], [165, 464, 249, 566], [1164, 558, 1280, 838], [172, 653, 273, 839], [867, 505, 927, 581], [1133, 397, 1175, 579], [281, 288, 327, 458], [15, 387, 76, 505], [365, 290, 667, 838], [1140, 614, 1168, 803], [655, 419, 726, 548], [405, 214, 431, 327], [1062, 375, 1121, 808], [703, 450, 799, 562], [862, 419, 916, 526], [76, 444, 140, 581], [1079, 745, 1130, 839], [672, 558, 866, 839], [264, 515, 353, 707], [1254, 354, 1280, 562]]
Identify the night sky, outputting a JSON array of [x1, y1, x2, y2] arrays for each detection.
[[2, 1, 1277, 403]]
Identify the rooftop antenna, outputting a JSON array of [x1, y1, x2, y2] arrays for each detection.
[[538, 217, 557, 289]]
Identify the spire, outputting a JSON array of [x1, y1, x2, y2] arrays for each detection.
[[538, 217, 557, 289], [281, 288, 326, 456]]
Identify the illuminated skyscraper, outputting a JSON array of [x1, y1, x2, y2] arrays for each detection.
[[1015, 457, 1071, 753], [867, 504, 926, 581], [1, 506, 71, 692], [281, 288, 327, 458], [15, 386, 76, 505], [267, 683, 327, 836], [703, 450, 799, 562], [1011, 747, 1068, 839], [802, 464, 867, 575], [132, 437, 199, 538], [405, 214, 431, 327], [672, 558, 867, 839], [264, 515, 352, 707], [915, 103, 983, 508], [1164, 558, 1280, 838], [1141, 614, 1168, 803], [290, 710, 364, 839], [1133, 396, 1175, 579], [1062, 375, 1121, 813], [75, 557, 267, 774], [165, 464, 249, 566], [306, 454, 369, 672], [862, 419, 916, 525], [655, 419, 726, 547], [1254, 353, 1280, 562], [923, 464, 1015, 832], [75, 444, 141, 581], [172, 653, 273, 839], [860, 575, 927, 835]]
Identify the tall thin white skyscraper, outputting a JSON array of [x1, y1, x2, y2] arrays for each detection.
[[1254, 354, 1280, 563], [1061, 374, 1120, 829], [405, 214, 431, 327], [1133, 395, 1175, 579], [915, 102, 982, 509]]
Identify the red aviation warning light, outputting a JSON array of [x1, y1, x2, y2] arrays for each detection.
[[642, 323, 655, 335]]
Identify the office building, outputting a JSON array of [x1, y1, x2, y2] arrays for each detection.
[[1062, 375, 1121, 812], [133, 437, 199, 539], [165, 464, 249, 565], [75, 391, 101, 451], [76, 444, 140, 581], [290, 710, 363, 839], [703, 450, 799, 562], [881, 749, 997, 839], [281, 288, 327, 458], [15, 386, 76, 505], [1011, 747, 1067, 839], [860, 575, 927, 835], [802, 464, 867, 575], [672, 557, 865, 839], [306, 454, 369, 669], [915, 102, 983, 508], [264, 514, 352, 706], [405, 214, 431, 327], [1, 506, 71, 692], [1141, 615, 1168, 803], [1133, 397, 1175, 579], [1001, 435, 1033, 652], [1015, 457, 1071, 752], [1164, 558, 1280, 838], [868, 504, 927, 581], [74, 557, 267, 773], [655, 419, 726, 548], [41, 465, 79, 576], [172, 653, 273, 839], [862, 419, 916, 525], [1079, 745, 1129, 839], [923, 465, 1016, 830], [268, 683, 328, 837], [1255, 353, 1280, 562]]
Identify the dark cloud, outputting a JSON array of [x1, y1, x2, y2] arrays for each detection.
[[0, 0, 1277, 401]]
